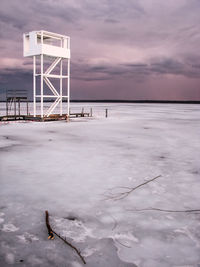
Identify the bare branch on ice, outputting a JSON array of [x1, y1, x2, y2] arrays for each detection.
[[104, 175, 162, 201], [45, 210, 86, 264]]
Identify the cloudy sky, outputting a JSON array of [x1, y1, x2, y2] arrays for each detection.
[[0, 0, 200, 100]]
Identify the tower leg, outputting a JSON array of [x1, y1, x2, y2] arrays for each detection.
[[67, 58, 70, 116], [41, 54, 44, 118], [33, 56, 36, 117], [60, 59, 63, 116]]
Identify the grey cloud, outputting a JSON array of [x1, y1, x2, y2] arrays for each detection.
[[123, 63, 148, 68], [0, 0, 81, 41], [31, 0, 81, 24], [77, 0, 145, 23], [0, 12, 24, 30], [192, 64, 200, 69], [150, 59, 183, 72], [149, 58, 200, 78], [74, 76, 111, 82], [72, 61, 146, 82], [71, 56, 200, 82], [104, 19, 120, 24]]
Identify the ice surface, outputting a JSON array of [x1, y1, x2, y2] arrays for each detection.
[[0, 103, 200, 266]]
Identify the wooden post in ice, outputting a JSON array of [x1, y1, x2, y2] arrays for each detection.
[[18, 99, 20, 116], [90, 108, 93, 117], [6, 101, 8, 116], [26, 100, 29, 116], [105, 108, 108, 118], [14, 97, 16, 116]]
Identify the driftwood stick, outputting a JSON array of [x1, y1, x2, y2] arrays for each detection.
[[52, 231, 86, 264], [104, 175, 162, 201], [45, 211, 54, 239], [45, 211, 86, 264]]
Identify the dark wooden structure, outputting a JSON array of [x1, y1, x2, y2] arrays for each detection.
[[0, 109, 92, 122], [1, 92, 93, 121], [69, 112, 90, 118], [0, 114, 68, 122], [6, 89, 29, 116]]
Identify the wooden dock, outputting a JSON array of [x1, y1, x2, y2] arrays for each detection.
[[69, 112, 90, 118], [0, 112, 92, 122]]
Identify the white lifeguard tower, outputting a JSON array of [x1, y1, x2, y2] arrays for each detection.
[[23, 30, 70, 118]]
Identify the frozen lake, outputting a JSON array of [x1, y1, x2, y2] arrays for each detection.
[[0, 103, 200, 267]]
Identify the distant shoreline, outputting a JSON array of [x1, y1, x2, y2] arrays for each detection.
[[0, 100, 200, 104]]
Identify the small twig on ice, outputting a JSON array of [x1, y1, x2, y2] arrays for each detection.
[[45, 211, 86, 265], [52, 231, 86, 264], [115, 239, 131, 248], [104, 175, 162, 201], [109, 214, 118, 231], [127, 208, 200, 213]]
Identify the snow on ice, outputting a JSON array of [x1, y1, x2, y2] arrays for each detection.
[[0, 103, 200, 266]]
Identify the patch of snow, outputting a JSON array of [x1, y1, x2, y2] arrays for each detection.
[[113, 232, 139, 243], [54, 217, 95, 243], [82, 247, 98, 257], [17, 232, 39, 244], [2, 223, 19, 232], [27, 255, 44, 266], [5, 253, 15, 264], [70, 262, 83, 267]]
